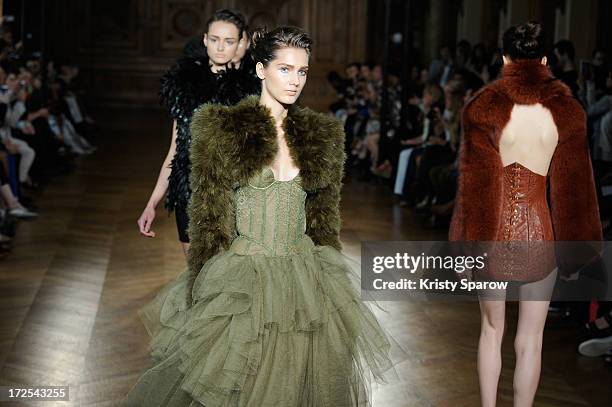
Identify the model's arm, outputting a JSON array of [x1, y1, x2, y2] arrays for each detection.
[[305, 118, 346, 251], [137, 120, 178, 237], [186, 104, 237, 305], [305, 181, 343, 250], [448, 90, 509, 242], [548, 97, 602, 242]]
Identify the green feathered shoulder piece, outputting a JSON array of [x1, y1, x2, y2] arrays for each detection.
[[185, 95, 346, 305]]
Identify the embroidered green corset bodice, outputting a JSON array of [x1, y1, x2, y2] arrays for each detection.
[[232, 167, 308, 256]]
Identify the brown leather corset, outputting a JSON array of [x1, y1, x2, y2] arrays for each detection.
[[480, 162, 557, 282]]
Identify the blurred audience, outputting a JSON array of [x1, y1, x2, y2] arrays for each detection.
[[0, 22, 97, 254]]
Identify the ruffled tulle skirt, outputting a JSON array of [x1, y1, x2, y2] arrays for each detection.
[[123, 236, 405, 406]]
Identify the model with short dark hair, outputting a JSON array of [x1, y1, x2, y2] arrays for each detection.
[[450, 21, 602, 407], [136, 8, 260, 254], [124, 25, 404, 407]]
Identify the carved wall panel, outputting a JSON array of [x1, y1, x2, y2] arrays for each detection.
[[44, 0, 367, 110], [160, 0, 210, 50], [75, 0, 142, 54]]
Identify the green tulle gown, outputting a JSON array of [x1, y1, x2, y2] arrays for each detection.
[[124, 167, 400, 406]]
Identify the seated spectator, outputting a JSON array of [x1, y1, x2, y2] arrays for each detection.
[[55, 61, 97, 137], [466, 43, 488, 78], [553, 39, 579, 97], [412, 79, 465, 210], [585, 71, 612, 163], [455, 40, 471, 69], [429, 45, 454, 86], [0, 99, 36, 191], [363, 119, 381, 173], [578, 305, 612, 360], [394, 83, 444, 199], [327, 71, 349, 114], [47, 101, 96, 155], [0, 152, 37, 219], [589, 48, 608, 100], [3, 66, 66, 184]]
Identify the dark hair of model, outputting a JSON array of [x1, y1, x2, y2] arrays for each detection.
[[205, 9, 247, 39], [502, 21, 544, 60], [251, 26, 313, 67]]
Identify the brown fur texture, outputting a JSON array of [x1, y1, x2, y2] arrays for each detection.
[[449, 59, 602, 244], [185, 96, 346, 305]]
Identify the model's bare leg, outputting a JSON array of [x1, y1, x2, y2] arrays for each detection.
[[513, 269, 557, 407], [478, 295, 506, 407], [181, 242, 190, 257]]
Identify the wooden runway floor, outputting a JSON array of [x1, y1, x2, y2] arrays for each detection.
[[0, 108, 610, 406]]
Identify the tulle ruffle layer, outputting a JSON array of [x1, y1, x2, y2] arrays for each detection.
[[125, 236, 403, 406]]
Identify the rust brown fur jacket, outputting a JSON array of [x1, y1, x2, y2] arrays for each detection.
[[449, 59, 602, 244], [185, 96, 346, 305]]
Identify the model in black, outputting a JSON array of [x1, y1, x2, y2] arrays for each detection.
[[137, 9, 260, 255]]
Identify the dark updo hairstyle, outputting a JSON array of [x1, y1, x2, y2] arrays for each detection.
[[502, 21, 544, 60], [205, 9, 247, 39], [251, 26, 312, 67]]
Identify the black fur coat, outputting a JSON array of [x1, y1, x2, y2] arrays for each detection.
[[160, 51, 260, 212], [185, 96, 347, 305]]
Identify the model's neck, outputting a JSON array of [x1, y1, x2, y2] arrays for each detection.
[[259, 91, 288, 126], [209, 62, 226, 73]]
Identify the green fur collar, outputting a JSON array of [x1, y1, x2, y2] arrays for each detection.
[[189, 95, 345, 192]]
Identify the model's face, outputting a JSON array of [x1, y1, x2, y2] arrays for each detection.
[[257, 47, 309, 105], [204, 21, 240, 66], [232, 31, 249, 64]]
